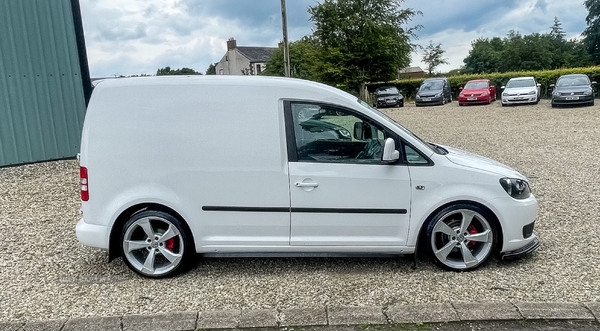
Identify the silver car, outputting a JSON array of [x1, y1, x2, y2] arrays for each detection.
[[501, 77, 541, 106]]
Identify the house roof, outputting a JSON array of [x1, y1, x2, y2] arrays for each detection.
[[236, 46, 277, 63], [399, 66, 424, 73]]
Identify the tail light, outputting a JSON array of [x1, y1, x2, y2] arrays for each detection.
[[80, 166, 89, 201]]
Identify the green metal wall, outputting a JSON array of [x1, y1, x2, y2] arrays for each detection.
[[0, 0, 89, 166]]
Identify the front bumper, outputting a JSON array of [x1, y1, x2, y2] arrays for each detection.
[[376, 98, 402, 107], [502, 95, 537, 104], [76, 217, 110, 250], [458, 96, 489, 104], [552, 95, 594, 105], [501, 236, 540, 260], [415, 96, 443, 106]]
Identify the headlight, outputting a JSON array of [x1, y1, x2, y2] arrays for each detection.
[[585, 89, 592, 96], [459, 94, 464, 97], [378, 97, 385, 101], [527, 90, 536, 95], [481, 91, 488, 96], [552, 91, 560, 97], [435, 93, 442, 97], [502, 92, 507, 97], [499, 178, 531, 199]]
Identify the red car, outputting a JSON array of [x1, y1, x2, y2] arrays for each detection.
[[458, 79, 497, 106]]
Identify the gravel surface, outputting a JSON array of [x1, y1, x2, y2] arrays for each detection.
[[1, 99, 599, 323]]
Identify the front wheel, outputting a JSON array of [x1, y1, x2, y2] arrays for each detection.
[[120, 210, 193, 278], [425, 204, 498, 271]]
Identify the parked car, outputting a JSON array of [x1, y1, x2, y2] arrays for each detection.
[[415, 78, 452, 106], [373, 86, 404, 108], [501, 77, 541, 106], [76, 76, 539, 278], [550, 74, 596, 107], [458, 79, 496, 106]]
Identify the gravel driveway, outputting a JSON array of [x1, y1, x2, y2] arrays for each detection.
[[1, 99, 599, 323]]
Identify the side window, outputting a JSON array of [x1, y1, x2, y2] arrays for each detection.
[[404, 144, 429, 164], [289, 103, 391, 164]]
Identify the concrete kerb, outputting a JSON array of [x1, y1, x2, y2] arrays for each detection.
[[4, 302, 600, 330]]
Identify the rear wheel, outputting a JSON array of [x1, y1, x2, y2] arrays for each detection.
[[425, 204, 498, 271], [120, 210, 193, 278]]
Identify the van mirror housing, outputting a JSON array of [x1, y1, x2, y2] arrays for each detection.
[[382, 138, 400, 163], [353, 122, 363, 140]]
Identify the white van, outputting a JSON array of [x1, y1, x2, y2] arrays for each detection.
[[76, 76, 539, 278]]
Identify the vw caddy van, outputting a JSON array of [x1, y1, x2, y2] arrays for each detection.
[[76, 76, 539, 278], [415, 77, 452, 106]]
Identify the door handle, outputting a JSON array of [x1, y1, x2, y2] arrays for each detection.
[[295, 182, 319, 188]]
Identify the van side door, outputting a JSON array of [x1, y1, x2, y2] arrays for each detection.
[[284, 101, 412, 246]]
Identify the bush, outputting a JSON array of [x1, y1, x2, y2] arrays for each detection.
[[367, 66, 600, 100]]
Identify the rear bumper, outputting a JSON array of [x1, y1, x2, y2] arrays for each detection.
[[501, 236, 540, 260], [76, 217, 110, 250]]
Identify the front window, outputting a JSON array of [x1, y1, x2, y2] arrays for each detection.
[[419, 81, 442, 92], [464, 81, 488, 89], [376, 87, 400, 95], [506, 79, 535, 88], [290, 103, 391, 164], [556, 76, 590, 87]]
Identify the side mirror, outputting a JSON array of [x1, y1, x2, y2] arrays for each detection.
[[592, 81, 597, 85], [459, 86, 463, 90], [549, 84, 555, 88], [501, 86, 505, 89], [353, 122, 363, 140], [537, 83, 541, 87], [382, 138, 400, 163]]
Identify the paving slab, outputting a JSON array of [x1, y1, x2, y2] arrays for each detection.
[[63, 316, 122, 331], [197, 309, 241, 329], [387, 303, 459, 324], [239, 309, 278, 328], [585, 302, 600, 322], [514, 302, 595, 320], [328, 306, 387, 326], [122, 311, 197, 331], [279, 307, 328, 326], [23, 319, 65, 331], [453, 302, 522, 321]]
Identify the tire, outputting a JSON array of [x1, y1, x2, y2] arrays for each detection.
[[424, 204, 498, 271], [398, 100, 404, 107], [458, 103, 464, 106], [551, 103, 557, 108], [120, 210, 194, 278], [501, 102, 506, 107]]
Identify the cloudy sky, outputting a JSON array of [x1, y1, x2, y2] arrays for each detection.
[[79, 0, 589, 78]]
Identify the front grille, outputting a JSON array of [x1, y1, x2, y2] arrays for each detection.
[[560, 92, 585, 96]]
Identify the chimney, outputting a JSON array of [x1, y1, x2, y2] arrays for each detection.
[[227, 38, 237, 50]]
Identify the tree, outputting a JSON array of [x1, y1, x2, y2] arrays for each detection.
[[308, 0, 420, 94], [156, 67, 202, 75], [583, 0, 600, 64], [263, 37, 320, 80], [462, 37, 503, 74], [422, 41, 449, 75], [205, 63, 217, 75]]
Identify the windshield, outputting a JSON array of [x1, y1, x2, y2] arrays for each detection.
[[419, 81, 442, 92], [506, 79, 535, 88], [357, 100, 435, 153], [556, 76, 590, 87], [376, 87, 399, 94], [464, 81, 488, 89]]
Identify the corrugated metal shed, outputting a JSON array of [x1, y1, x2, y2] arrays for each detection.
[[0, 0, 90, 166]]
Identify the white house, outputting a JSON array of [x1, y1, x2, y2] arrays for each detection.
[[215, 38, 277, 75]]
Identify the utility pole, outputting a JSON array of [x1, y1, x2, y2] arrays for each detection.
[[280, 0, 291, 77]]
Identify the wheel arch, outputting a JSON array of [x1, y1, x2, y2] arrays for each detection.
[[415, 199, 504, 258], [108, 203, 195, 261]]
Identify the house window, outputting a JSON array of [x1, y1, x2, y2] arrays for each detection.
[[256, 64, 262, 74], [219, 69, 223, 75]]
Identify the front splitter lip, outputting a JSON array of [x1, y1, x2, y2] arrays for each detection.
[[500, 236, 540, 261]]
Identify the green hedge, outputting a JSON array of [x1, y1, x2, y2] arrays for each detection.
[[367, 66, 600, 100]]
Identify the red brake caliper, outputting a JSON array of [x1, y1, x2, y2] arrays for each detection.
[[165, 238, 176, 251], [467, 225, 478, 247]]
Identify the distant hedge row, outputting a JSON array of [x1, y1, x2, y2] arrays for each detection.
[[367, 66, 600, 100]]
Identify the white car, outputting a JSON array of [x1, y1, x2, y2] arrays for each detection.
[[501, 77, 541, 106], [76, 76, 539, 278]]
